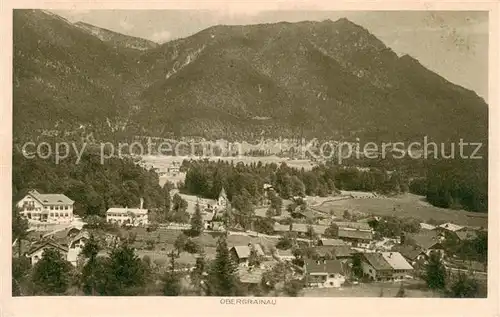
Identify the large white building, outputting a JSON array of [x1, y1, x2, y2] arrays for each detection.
[[17, 189, 74, 224], [106, 207, 148, 226]]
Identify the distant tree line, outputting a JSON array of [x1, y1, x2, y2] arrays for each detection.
[[182, 160, 409, 202], [12, 147, 165, 218]]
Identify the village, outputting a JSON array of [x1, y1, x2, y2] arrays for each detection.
[[13, 162, 488, 297]]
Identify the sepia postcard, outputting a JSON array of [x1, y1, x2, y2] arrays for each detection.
[[1, 0, 499, 317]]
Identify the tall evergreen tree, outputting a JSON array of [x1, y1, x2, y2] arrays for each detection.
[[174, 234, 188, 256], [163, 250, 181, 296], [102, 243, 147, 295], [425, 252, 447, 290], [80, 235, 102, 295], [32, 248, 72, 295], [190, 202, 204, 236], [248, 245, 262, 268], [206, 236, 241, 296]]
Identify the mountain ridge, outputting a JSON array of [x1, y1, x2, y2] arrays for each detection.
[[13, 10, 488, 144]]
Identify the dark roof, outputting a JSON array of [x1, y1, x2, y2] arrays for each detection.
[[407, 231, 442, 250], [305, 259, 344, 274], [455, 230, 478, 241], [238, 267, 265, 284], [27, 240, 69, 256], [231, 244, 265, 259], [332, 245, 355, 258], [338, 229, 373, 240], [362, 253, 393, 271], [314, 246, 336, 257], [392, 245, 424, 261], [315, 245, 354, 258]]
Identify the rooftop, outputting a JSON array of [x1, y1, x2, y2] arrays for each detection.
[[407, 231, 442, 250], [438, 223, 464, 232], [381, 252, 414, 270], [273, 223, 290, 232], [231, 244, 265, 259], [106, 207, 148, 214], [333, 222, 371, 231], [305, 259, 345, 274], [28, 189, 74, 206], [456, 230, 478, 241], [362, 253, 394, 271], [392, 245, 424, 261], [338, 228, 373, 240], [238, 267, 266, 284], [420, 223, 436, 230], [27, 239, 69, 256], [319, 238, 346, 246]]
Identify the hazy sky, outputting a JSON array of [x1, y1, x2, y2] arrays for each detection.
[[52, 10, 489, 101]]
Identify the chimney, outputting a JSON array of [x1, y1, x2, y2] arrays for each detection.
[[140, 197, 144, 209]]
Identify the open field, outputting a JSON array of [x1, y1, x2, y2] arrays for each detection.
[[302, 280, 440, 298], [314, 193, 487, 228]]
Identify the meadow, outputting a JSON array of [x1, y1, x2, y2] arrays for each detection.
[[314, 193, 488, 228]]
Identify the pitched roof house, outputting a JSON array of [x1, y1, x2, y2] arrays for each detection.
[[392, 245, 427, 265], [318, 238, 346, 246], [333, 222, 372, 231], [304, 259, 347, 288], [17, 189, 75, 225], [406, 231, 444, 251], [314, 245, 355, 260], [26, 240, 69, 266], [361, 252, 413, 281], [229, 244, 265, 264], [338, 228, 373, 246], [455, 230, 478, 241]]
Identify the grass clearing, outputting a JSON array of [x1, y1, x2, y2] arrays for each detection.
[[302, 280, 439, 298], [314, 193, 487, 227]]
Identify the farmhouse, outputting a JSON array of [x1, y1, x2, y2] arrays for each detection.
[[318, 238, 346, 246], [314, 245, 355, 260], [455, 230, 478, 241], [229, 244, 265, 265], [392, 245, 427, 267], [67, 230, 90, 266], [333, 222, 372, 232], [360, 252, 414, 281], [304, 259, 347, 288], [289, 223, 328, 237], [17, 190, 74, 224], [338, 228, 373, 247], [26, 240, 69, 266], [238, 266, 266, 286], [405, 231, 444, 257]]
